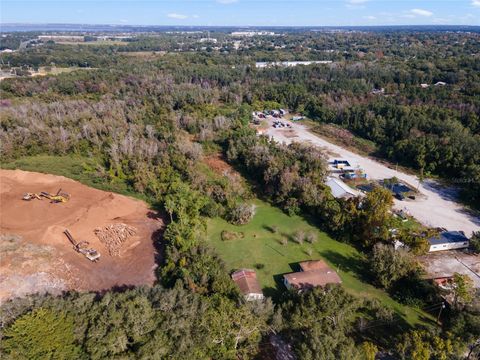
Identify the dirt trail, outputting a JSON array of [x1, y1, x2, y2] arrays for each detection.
[[0, 169, 164, 302], [265, 120, 480, 236]]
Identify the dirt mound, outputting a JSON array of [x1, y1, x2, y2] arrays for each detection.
[[94, 223, 137, 256], [0, 169, 164, 302]]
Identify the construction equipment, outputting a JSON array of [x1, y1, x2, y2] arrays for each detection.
[[22, 188, 70, 203], [22, 193, 43, 201], [41, 188, 70, 203], [63, 229, 100, 262]]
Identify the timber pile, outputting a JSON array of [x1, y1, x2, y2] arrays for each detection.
[[94, 223, 137, 256]]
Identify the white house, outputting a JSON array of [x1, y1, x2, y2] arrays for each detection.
[[428, 231, 469, 252]]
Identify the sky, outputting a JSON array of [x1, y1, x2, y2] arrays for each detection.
[[1, 0, 479, 27]]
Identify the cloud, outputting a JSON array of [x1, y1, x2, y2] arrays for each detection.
[[167, 13, 188, 20], [472, 0, 480, 7], [216, 0, 238, 4], [410, 8, 433, 17], [363, 15, 377, 20], [348, 0, 369, 3], [192, 14, 200, 19]]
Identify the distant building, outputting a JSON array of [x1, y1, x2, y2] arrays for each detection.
[[283, 260, 342, 291], [434, 81, 447, 86], [231, 269, 264, 301], [428, 231, 469, 252], [325, 177, 359, 199], [420, 83, 429, 88], [232, 31, 275, 37], [255, 61, 332, 68], [199, 38, 217, 43], [371, 88, 385, 95], [38, 35, 85, 42]]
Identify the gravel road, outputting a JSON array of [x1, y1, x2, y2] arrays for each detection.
[[265, 120, 480, 236]]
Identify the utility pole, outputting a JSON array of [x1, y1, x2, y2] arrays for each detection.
[[437, 302, 445, 325]]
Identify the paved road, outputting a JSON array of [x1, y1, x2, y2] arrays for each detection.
[[265, 120, 480, 236]]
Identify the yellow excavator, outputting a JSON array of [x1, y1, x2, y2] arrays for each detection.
[[64, 229, 100, 262], [23, 188, 70, 203]]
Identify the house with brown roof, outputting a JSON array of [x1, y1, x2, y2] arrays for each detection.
[[231, 269, 264, 301], [283, 260, 341, 291]]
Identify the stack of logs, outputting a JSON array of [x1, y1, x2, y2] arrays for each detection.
[[94, 223, 137, 256]]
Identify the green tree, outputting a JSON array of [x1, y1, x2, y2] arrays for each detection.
[[452, 273, 474, 307], [361, 341, 378, 360], [356, 187, 394, 247], [396, 330, 454, 360], [470, 231, 480, 254], [2, 308, 82, 360], [369, 243, 419, 289]]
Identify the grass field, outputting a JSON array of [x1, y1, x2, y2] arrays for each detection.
[[207, 199, 436, 327]]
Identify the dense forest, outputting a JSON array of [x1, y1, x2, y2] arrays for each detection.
[[1, 30, 479, 359]]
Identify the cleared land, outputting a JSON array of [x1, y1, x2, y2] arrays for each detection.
[[265, 119, 480, 236], [207, 199, 434, 326], [0, 169, 164, 302]]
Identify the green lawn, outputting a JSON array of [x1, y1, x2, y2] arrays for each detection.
[[207, 199, 435, 327]]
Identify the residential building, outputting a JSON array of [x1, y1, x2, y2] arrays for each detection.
[[283, 260, 342, 291], [231, 269, 264, 301]]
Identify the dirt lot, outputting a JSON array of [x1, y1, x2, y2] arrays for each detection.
[[420, 250, 480, 289], [0, 169, 164, 302], [264, 118, 480, 236]]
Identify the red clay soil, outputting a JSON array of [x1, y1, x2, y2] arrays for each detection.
[[0, 169, 164, 302]]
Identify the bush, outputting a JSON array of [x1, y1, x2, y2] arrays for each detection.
[[255, 263, 265, 270], [293, 230, 305, 244], [306, 232, 317, 244], [221, 230, 245, 241], [229, 203, 256, 225]]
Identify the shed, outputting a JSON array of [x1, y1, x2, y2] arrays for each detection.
[[231, 269, 264, 301]]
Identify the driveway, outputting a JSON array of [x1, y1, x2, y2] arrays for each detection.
[[264, 120, 480, 236]]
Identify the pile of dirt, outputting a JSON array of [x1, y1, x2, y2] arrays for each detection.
[[0, 169, 164, 302], [94, 223, 137, 256]]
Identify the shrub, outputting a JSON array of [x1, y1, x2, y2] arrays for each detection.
[[229, 203, 256, 225], [293, 230, 305, 244], [221, 230, 245, 241], [306, 232, 317, 244]]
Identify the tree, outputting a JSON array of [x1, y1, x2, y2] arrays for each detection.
[[2, 308, 82, 360], [361, 341, 378, 360], [369, 243, 419, 289], [281, 286, 363, 360], [470, 231, 480, 254], [356, 187, 394, 247], [452, 273, 474, 308], [396, 330, 454, 360]]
